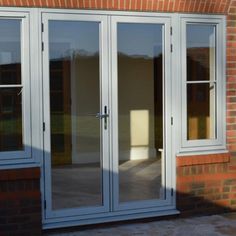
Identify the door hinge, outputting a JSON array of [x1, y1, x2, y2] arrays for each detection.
[[44, 200, 46, 209], [170, 26, 173, 35], [43, 122, 45, 132], [171, 117, 173, 125], [42, 23, 44, 33], [42, 42, 44, 52], [171, 44, 173, 52], [171, 188, 174, 196]]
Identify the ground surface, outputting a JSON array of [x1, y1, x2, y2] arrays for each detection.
[[44, 213, 236, 236]]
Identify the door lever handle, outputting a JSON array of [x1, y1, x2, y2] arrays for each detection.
[[96, 106, 109, 129], [96, 113, 109, 119]]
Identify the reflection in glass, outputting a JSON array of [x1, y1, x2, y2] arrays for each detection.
[[187, 24, 215, 82], [49, 21, 102, 210], [186, 24, 216, 140], [0, 20, 21, 85], [187, 83, 216, 140], [0, 19, 23, 152], [0, 88, 23, 151], [118, 23, 164, 203]]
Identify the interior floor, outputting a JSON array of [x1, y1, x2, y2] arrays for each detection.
[[52, 158, 163, 210]]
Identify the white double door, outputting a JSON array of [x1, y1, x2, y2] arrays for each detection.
[[43, 12, 173, 222]]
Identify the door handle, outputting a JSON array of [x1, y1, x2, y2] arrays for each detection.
[[96, 106, 109, 129], [95, 113, 109, 119]]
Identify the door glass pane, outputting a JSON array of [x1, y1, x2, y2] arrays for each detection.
[[0, 88, 23, 151], [186, 24, 216, 140], [49, 21, 102, 210], [118, 23, 165, 203]]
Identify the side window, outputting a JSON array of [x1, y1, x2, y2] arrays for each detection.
[[181, 17, 225, 151], [0, 14, 31, 162], [186, 24, 216, 140]]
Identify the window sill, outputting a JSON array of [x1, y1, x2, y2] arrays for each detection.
[[0, 162, 41, 170]]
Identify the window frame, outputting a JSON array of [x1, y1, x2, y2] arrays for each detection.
[[180, 15, 226, 153], [0, 11, 32, 163]]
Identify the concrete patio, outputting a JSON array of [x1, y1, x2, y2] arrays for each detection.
[[44, 212, 236, 236]]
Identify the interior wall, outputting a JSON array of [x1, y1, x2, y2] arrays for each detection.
[[118, 55, 163, 161], [72, 54, 100, 164]]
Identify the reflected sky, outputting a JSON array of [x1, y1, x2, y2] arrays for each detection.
[[0, 19, 21, 65], [49, 21, 164, 59], [49, 21, 99, 60], [187, 24, 215, 48], [118, 23, 163, 58], [0, 20, 217, 65]]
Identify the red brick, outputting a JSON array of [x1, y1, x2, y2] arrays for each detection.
[[227, 138, 236, 144], [0, 191, 40, 201], [176, 183, 189, 192], [168, 1, 174, 11], [177, 153, 230, 167], [231, 186, 236, 192], [228, 144, 236, 151], [227, 96, 236, 103], [113, 0, 119, 9], [0, 0, 231, 12], [0, 168, 41, 235], [178, 172, 236, 183], [229, 165, 236, 170], [0, 168, 40, 181], [158, 1, 164, 11], [227, 103, 236, 109], [227, 77, 236, 83], [136, 0, 141, 9]]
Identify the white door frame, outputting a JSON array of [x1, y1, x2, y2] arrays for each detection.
[[42, 12, 110, 219], [40, 9, 177, 228]]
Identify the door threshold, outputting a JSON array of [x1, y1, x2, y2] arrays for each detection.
[[43, 208, 180, 230]]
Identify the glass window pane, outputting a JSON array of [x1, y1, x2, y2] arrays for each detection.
[[49, 21, 102, 210], [187, 24, 216, 81], [118, 23, 165, 203], [0, 88, 23, 151], [0, 20, 21, 85], [187, 83, 216, 140]]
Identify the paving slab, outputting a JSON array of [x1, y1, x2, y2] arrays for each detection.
[[44, 213, 236, 236]]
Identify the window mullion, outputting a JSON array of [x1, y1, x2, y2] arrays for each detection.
[[0, 84, 23, 88], [186, 80, 216, 84]]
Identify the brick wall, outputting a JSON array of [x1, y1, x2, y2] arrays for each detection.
[[176, 153, 236, 216], [0, 0, 231, 13], [227, 2, 236, 160], [0, 168, 42, 236]]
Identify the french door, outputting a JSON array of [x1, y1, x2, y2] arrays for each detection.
[[43, 12, 173, 224]]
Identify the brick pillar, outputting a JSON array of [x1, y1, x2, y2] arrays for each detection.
[[227, 0, 236, 175], [0, 167, 42, 236]]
